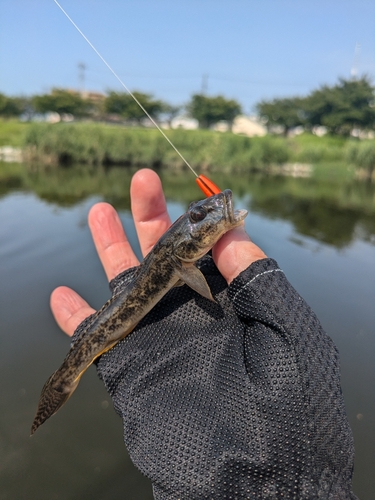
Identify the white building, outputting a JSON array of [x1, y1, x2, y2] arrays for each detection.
[[232, 115, 267, 137], [170, 116, 199, 130]]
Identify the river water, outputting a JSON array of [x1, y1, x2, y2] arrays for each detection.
[[0, 163, 374, 499]]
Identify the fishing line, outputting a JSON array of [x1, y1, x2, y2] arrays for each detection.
[[53, 0, 199, 179]]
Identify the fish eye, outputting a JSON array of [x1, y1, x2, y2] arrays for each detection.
[[189, 206, 207, 223]]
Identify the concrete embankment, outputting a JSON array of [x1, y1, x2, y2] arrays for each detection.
[[0, 146, 22, 162]]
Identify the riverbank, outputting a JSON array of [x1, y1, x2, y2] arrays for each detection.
[[1, 119, 375, 179]]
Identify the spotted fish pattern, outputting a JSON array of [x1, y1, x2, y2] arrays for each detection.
[[31, 190, 247, 434]]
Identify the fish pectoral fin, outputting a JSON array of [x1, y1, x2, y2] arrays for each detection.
[[173, 279, 185, 287], [177, 264, 215, 302]]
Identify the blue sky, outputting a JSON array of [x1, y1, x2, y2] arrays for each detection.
[[1, 0, 375, 113]]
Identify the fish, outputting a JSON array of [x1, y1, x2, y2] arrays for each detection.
[[31, 189, 247, 435]]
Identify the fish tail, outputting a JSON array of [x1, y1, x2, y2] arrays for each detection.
[[31, 370, 78, 435]]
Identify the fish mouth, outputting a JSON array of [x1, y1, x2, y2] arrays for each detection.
[[223, 189, 248, 224]]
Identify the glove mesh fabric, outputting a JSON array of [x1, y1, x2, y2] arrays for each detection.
[[74, 257, 356, 500]]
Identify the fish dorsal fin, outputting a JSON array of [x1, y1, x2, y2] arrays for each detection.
[[176, 264, 215, 302]]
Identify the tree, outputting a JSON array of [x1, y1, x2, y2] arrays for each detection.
[[256, 97, 306, 135], [104, 91, 166, 123], [32, 88, 92, 117], [255, 76, 375, 136], [187, 94, 242, 129], [0, 93, 26, 117], [159, 103, 181, 126], [304, 77, 375, 135]]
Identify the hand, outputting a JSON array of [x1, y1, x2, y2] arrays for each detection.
[[50, 168, 266, 337], [49, 168, 355, 498]]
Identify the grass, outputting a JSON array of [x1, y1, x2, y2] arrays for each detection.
[[1, 119, 374, 178], [290, 133, 346, 163], [345, 140, 375, 176], [21, 122, 292, 172], [0, 119, 30, 147]]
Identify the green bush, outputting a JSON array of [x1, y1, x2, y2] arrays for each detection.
[[345, 142, 359, 165], [345, 140, 375, 173], [22, 123, 292, 171], [292, 133, 345, 163], [19, 122, 374, 178], [247, 136, 289, 168], [0, 119, 29, 146]]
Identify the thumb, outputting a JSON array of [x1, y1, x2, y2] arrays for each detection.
[[212, 226, 267, 284]]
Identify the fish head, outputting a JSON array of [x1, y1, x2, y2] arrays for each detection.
[[173, 189, 248, 263]]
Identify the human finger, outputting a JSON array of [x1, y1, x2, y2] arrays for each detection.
[[88, 202, 140, 282], [212, 225, 267, 284], [130, 169, 172, 257], [50, 286, 96, 337]]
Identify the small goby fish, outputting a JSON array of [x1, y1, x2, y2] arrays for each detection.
[[31, 189, 247, 435]]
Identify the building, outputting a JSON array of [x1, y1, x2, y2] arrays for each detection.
[[232, 115, 267, 137]]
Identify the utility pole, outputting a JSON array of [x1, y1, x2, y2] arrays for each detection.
[[78, 62, 86, 94], [350, 42, 361, 80]]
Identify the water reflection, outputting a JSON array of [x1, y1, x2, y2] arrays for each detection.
[[1, 162, 375, 248], [246, 176, 375, 248]]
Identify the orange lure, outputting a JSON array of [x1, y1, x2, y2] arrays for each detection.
[[196, 174, 221, 197]]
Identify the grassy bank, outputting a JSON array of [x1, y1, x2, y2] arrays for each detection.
[[0, 119, 30, 147], [1, 119, 375, 177], [22, 122, 292, 172]]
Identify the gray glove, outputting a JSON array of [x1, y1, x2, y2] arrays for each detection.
[[75, 256, 356, 499]]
